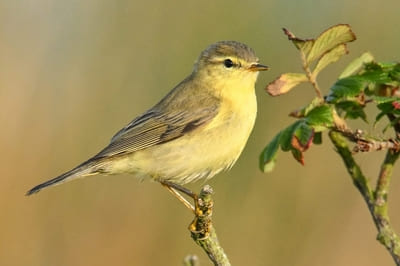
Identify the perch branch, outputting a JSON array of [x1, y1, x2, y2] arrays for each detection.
[[189, 185, 231, 266], [329, 130, 400, 265]]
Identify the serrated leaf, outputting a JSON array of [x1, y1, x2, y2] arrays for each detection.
[[335, 101, 367, 121], [280, 121, 303, 151], [377, 99, 397, 110], [291, 147, 305, 165], [360, 68, 391, 84], [266, 73, 308, 96], [307, 24, 356, 63], [260, 132, 282, 173], [374, 98, 400, 127], [390, 64, 400, 80], [305, 105, 334, 131], [313, 44, 348, 77], [290, 97, 324, 118], [283, 28, 314, 55], [376, 62, 399, 69], [290, 123, 315, 166], [360, 62, 400, 86], [293, 122, 314, 150], [372, 96, 396, 104], [327, 76, 366, 102], [346, 109, 367, 121], [339, 52, 374, 78], [376, 100, 400, 115]]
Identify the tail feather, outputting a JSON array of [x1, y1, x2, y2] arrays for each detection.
[[26, 159, 103, 196]]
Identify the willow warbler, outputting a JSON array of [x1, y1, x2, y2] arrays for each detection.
[[26, 41, 268, 196]]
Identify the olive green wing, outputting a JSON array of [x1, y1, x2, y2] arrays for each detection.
[[93, 105, 219, 159]]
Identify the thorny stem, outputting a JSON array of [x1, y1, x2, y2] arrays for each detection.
[[329, 131, 400, 265], [374, 150, 400, 265], [332, 126, 400, 153]]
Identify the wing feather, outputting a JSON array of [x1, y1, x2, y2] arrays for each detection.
[[93, 104, 219, 159]]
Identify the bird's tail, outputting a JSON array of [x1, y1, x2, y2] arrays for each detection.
[[26, 159, 106, 196]]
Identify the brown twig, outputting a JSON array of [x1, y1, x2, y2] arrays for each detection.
[[332, 126, 400, 153], [299, 51, 324, 99]]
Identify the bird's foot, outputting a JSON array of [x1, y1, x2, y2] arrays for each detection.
[[189, 185, 214, 240]]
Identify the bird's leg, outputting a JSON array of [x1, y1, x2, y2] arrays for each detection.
[[161, 181, 214, 238], [160, 181, 197, 212]]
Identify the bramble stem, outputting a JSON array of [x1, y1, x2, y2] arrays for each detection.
[[374, 150, 400, 265], [329, 131, 400, 265]]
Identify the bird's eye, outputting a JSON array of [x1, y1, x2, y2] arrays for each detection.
[[223, 59, 234, 68]]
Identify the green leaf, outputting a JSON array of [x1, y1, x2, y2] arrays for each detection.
[[390, 64, 400, 80], [283, 24, 356, 65], [374, 97, 400, 127], [305, 105, 334, 131], [291, 148, 304, 165], [293, 122, 314, 149], [313, 132, 322, 144], [260, 132, 282, 173], [339, 52, 374, 79], [313, 44, 348, 77], [266, 73, 308, 96], [373, 96, 397, 104], [376, 100, 400, 115], [376, 62, 397, 68], [260, 121, 318, 171], [360, 62, 400, 86], [289, 97, 324, 118], [327, 76, 366, 103], [360, 67, 391, 84], [335, 101, 367, 121], [307, 24, 356, 63], [280, 121, 303, 151]]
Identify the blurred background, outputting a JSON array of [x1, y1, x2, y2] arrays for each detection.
[[1, 0, 400, 265]]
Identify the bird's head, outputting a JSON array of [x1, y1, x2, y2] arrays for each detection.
[[193, 41, 269, 90]]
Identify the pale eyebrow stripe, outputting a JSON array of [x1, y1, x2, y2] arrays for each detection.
[[207, 56, 242, 67]]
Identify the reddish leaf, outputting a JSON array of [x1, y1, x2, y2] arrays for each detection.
[[291, 148, 305, 165], [291, 134, 314, 153], [266, 73, 308, 96], [392, 101, 400, 110]]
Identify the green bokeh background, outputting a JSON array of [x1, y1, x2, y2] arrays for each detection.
[[1, 1, 400, 265]]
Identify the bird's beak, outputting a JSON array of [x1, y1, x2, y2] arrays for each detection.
[[248, 63, 269, 72]]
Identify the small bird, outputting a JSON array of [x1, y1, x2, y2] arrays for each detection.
[[26, 41, 268, 197]]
